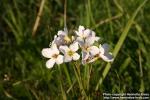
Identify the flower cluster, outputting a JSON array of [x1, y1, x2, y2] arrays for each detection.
[[42, 25, 114, 68]]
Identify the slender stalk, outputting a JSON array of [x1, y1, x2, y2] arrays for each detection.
[[86, 64, 92, 91], [64, 0, 68, 33], [58, 65, 67, 100], [83, 65, 87, 89], [93, 13, 122, 29], [113, 0, 123, 13], [138, 50, 145, 92], [63, 65, 72, 86], [73, 63, 87, 98], [63, 65, 75, 94], [32, 0, 46, 36]]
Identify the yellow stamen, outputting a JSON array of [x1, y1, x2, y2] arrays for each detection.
[[67, 50, 74, 56], [64, 35, 71, 43]]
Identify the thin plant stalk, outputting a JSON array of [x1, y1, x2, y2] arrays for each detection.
[[64, 0, 68, 33], [32, 0, 45, 36], [58, 65, 67, 100], [73, 63, 87, 98], [87, 64, 92, 92], [138, 50, 145, 92], [63, 65, 72, 88]]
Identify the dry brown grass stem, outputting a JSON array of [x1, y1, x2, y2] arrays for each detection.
[[32, 0, 46, 37]]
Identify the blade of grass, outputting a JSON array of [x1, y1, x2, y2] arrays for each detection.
[[138, 49, 145, 92], [105, 0, 113, 34], [4, 90, 17, 100], [113, 0, 124, 13], [119, 57, 131, 74], [4, 6, 23, 44], [32, 0, 46, 36], [95, 0, 148, 91]]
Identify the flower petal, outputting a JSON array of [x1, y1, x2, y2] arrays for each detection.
[[57, 30, 66, 36], [56, 55, 64, 64], [72, 53, 80, 60], [85, 37, 94, 45], [59, 46, 69, 54], [46, 59, 55, 68], [82, 51, 89, 60], [64, 55, 72, 62], [85, 36, 99, 45], [76, 37, 84, 47], [75, 31, 81, 37], [70, 42, 79, 52], [85, 36, 100, 45], [95, 37, 100, 41], [52, 35, 58, 44], [83, 29, 91, 37], [91, 31, 96, 36], [99, 53, 114, 62], [89, 46, 99, 56], [78, 25, 85, 34], [42, 48, 53, 58], [99, 43, 109, 54], [51, 44, 59, 54]]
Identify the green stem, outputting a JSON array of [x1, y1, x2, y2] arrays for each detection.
[[58, 65, 67, 100], [73, 63, 87, 98], [64, 0, 68, 32], [138, 50, 145, 92], [87, 64, 92, 92], [63, 65, 72, 88]]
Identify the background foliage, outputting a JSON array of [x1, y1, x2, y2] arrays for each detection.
[[0, 0, 150, 99]]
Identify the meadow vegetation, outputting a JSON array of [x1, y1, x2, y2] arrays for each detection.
[[0, 0, 150, 99]]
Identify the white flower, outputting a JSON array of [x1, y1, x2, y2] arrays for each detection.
[[59, 42, 80, 62], [77, 37, 100, 63], [87, 43, 114, 63], [75, 25, 100, 45], [57, 29, 72, 44], [85, 44, 114, 63], [99, 43, 114, 62], [51, 29, 72, 46], [86, 31, 100, 45], [75, 25, 90, 39], [82, 46, 99, 64], [78, 39, 99, 64], [42, 26, 113, 67], [42, 44, 64, 68]]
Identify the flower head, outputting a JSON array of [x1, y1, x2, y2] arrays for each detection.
[[52, 29, 75, 47], [81, 45, 99, 64], [75, 25, 100, 45], [59, 42, 80, 62], [42, 25, 114, 68], [77, 35, 99, 64], [42, 44, 64, 68]]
